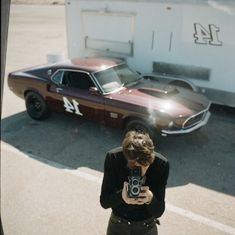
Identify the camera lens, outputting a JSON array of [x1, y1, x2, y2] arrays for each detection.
[[131, 186, 140, 195], [132, 179, 139, 185]]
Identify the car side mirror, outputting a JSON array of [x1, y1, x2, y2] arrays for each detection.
[[89, 86, 99, 94]]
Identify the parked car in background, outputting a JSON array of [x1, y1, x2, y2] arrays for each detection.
[[8, 57, 211, 140]]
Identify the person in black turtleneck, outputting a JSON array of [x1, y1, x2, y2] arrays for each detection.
[[100, 131, 169, 235]]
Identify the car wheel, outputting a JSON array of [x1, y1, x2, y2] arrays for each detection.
[[25, 91, 50, 120], [125, 119, 155, 141]]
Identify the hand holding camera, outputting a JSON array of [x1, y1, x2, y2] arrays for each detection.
[[127, 167, 144, 198], [122, 182, 153, 205], [121, 166, 153, 205]]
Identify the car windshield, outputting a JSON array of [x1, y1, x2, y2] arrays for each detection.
[[93, 64, 142, 93]]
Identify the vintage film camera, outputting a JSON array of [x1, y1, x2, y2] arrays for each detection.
[[127, 167, 145, 198]]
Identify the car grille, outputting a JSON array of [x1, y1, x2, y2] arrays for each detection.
[[183, 111, 206, 128]]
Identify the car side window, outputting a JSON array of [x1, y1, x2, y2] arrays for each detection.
[[51, 70, 64, 84], [62, 71, 94, 90]]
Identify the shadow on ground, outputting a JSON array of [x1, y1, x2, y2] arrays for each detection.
[[1, 104, 235, 196]]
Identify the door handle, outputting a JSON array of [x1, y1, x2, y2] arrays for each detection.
[[56, 88, 63, 93]]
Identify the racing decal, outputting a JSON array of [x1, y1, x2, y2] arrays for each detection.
[[193, 23, 222, 46], [63, 96, 83, 116]]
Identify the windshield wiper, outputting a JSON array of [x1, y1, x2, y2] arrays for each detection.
[[121, 81, 129, 87], [122, 76, 143, 87]]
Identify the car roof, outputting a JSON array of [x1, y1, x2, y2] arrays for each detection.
[[54, 57, 124, 73]]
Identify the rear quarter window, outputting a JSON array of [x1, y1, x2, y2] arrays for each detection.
[[52, 70, 64, 84]]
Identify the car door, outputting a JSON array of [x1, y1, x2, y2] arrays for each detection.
[[47, 69, 105, 122]]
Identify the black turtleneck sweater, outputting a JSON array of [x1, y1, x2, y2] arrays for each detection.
[[100, 147, 169, 221]]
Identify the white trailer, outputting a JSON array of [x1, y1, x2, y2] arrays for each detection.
[[65, 0, 235, 107]]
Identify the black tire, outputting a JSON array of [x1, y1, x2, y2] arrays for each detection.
[[25, 91, 50, 120], [124, 119, 155, 141]]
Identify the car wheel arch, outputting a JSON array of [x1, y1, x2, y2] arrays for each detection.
[[24, 88, 44, 99], [169, 80, 196, 91], [123, 116, 143, 129], [123, 117, 155, 138]]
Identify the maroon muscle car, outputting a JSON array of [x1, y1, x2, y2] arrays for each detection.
[[8, 57, 211, 139]]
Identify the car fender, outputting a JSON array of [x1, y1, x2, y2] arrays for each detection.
[[23, 80, 49, 101], [123, 115, 152, 130]]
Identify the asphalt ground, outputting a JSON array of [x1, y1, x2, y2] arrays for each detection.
[[1, 4, 235, 235]]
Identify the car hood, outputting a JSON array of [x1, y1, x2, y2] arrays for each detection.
[[106, 79, 210, 117]]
